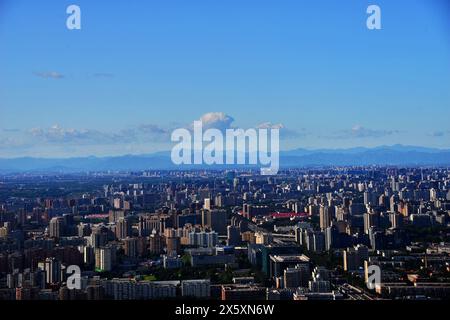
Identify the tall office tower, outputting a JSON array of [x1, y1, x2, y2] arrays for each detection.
[[115, 217, 131, 240], [136, 237, 148, 257], [124, 237, 138, 258], [364, 212, 379, 234], [343, 249, 357, 272], [138, 216, 154, 237], [227, 225, 241, 246], [91, 226, 108, 248], [319, 206, 331, 230], [113, 198, 122, 209], [83, 246, 95, 266], [363, 191, 376, 206], [32, 207, 43, 224], [215, 194, 224, 208], [203, 198, 212, 210], [17, 209, 27, 226], [78, 223, 91, 237], [149, 230, 163, 254], [95, 246, 113, 272], [202, 209, 227, 235], [312, 232, 325, 253], [430, 188, 437, 202], [38, 258, 62, 285], [325, 225, 339, 251], [166, 236, 181, 255], [0, 224, 8, 238], [389, 212, 403, 229], [49, 217, 64, 238], [294, 227, 303, 245], [390, 195, 399, 213], [335, 206, 348, 221], [379, 194, 388, 208], [368, 226, 385, 250]]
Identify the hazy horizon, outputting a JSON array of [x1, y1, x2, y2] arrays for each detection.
[[1, 0, 450, 158]]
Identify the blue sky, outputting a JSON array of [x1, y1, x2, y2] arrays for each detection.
[[0, 0, 449, 157]]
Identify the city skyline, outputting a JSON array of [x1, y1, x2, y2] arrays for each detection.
[[1, 166, 450, 302], [1, 0, 450, 158]]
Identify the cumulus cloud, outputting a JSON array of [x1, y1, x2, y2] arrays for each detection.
[[193, 112, 235, 131], [33, 71, 65, 79], [188, 113, 303, 140]]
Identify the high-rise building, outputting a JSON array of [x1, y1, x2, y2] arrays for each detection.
[[189, 231, 218, 248], [166, 236, 181, 255], [78, 223, 91, 237], [91, 226, 109, 248], [389, 212, 403, 229], [49, 217, 64, 238], [38, 257, 62, 285], [325, 225, 339, 251], [95, 246, 113, 272], [124, 237, 138, 258], [202, 209, 227, 235], [149, 230, 163, 255], [364, 212, 379, 234], [227, 225, 241, 246], [319, 206, 332, 230], [343, 244, 369, 271], [83, 246, 95, 265], [203, 198, 211, 210], [115, 217, 131, 240]]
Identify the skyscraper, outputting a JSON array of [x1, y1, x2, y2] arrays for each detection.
[[95, 246, 113, 272], [115, 217, 131, 240], [319, 206, 331, 230], [49, 217, 64, 238], [202, 209, 227, 235]]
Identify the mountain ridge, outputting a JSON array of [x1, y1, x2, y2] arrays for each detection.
[[1, 145, 449, 173]]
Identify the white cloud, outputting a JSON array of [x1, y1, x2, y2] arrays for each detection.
[[329, 125, 401, 139], [33, 71, 65, 79], [194, 112, 235, 131]]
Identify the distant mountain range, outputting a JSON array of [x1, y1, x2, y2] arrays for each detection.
[[1, 145, 450, 173]]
